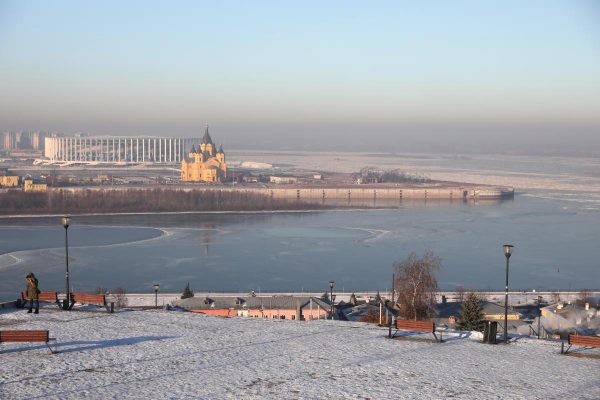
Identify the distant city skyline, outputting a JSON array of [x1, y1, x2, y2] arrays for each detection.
[[1, 1, 599, 154]]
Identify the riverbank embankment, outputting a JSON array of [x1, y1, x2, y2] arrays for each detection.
[[52, 183, 515, 200]]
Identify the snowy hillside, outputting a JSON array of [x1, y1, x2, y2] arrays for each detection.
[[1, 307, 598, 399]]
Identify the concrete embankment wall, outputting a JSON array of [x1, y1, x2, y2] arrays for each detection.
[[218, 186, 513, 200], [52, 185, 513, 200]]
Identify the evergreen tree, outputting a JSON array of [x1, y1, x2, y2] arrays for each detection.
[[458, 292, 483, 331], [181, 283, 194, 299]]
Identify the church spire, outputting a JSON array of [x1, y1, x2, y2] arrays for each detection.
[[202, 123, 213, 145]]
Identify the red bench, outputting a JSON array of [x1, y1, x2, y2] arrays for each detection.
[[561, 333, 600, 354], [389, 319, 442, 343], [0, 330, 56, 354], [69, 293, 114, 313], [20, 291, 60, 307]]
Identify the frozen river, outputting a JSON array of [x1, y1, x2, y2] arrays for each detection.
[[1, 152, 599, 301], [0, 195, 598, 302]]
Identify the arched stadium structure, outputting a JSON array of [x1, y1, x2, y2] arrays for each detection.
[[44, 136, 202, 164]]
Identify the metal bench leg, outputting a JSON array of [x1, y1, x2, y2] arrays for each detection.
[[46, 339, 57, 354], [565, 344, 571, 354], [561, 342, 572, 354]]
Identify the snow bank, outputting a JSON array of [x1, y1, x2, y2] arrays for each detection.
[[240, 161, 273, 169], [0, 307, 598, 399]]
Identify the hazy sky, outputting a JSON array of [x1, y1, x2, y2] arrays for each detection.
[[1, 1, 599, 154]]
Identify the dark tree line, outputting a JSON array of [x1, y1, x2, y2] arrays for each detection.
[[0, 188, 328, 214], [380, 169, 430, 184], [358, 167, 430, 184]]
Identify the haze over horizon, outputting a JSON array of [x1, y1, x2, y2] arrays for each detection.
[[1, 1, 599, 155]]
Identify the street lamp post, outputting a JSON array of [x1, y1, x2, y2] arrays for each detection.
[[62, 216, 71, 310], [153, 284, 160, 308], [503, 244, 514, 343], [329, 280, 335, 320]]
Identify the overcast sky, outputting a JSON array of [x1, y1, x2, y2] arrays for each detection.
[[1, 1, 599, 154]]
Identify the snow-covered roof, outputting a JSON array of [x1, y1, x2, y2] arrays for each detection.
[[175, 295, 330, 311], [434, 301, 521, 318]]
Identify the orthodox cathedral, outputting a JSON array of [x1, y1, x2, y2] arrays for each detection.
[[181, 125, 227, 183]]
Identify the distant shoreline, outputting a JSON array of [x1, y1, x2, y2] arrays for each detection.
[[0, 184, 514, 216]]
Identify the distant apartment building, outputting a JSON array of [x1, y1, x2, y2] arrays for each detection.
[[1, 131, 46, 151], [30, 132, 45, 150]]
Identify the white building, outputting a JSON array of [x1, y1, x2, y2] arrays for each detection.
[[44, 136, 201, 164]]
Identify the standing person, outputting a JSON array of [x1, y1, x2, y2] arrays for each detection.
[[25, 272, 40, 314]]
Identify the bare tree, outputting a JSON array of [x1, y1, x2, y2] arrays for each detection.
[[578, 289, 592, 305], [95, 287, 108, 295], [393, 251, 441, 321], [113, 287, 128, 308], [455, 286, 466, 303]]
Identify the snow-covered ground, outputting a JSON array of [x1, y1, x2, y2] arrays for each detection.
[[1, 306, 598, 399]]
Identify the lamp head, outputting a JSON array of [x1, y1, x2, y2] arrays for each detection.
[[62, 216, 71, 229], [329, 280, 334, 289], [503, 244, 514, 258], [153, 283, 160, 292]]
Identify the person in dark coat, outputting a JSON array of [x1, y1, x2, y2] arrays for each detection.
[[25, 272, 40, 314]]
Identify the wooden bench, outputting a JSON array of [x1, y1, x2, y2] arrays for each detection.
[[561, 333, 600, 354], [389, 319, 442, 343], [0, 330, 56, 354], [68, 293, 114, 313], [20, 291, 60, 307]]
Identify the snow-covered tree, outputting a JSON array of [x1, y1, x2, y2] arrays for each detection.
[[458, 292, 483, 331]]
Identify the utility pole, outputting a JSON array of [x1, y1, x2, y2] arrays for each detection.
[[329, 281, 335, 320], [537, 295, 542, 339], [391, 273, 395, 304]]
